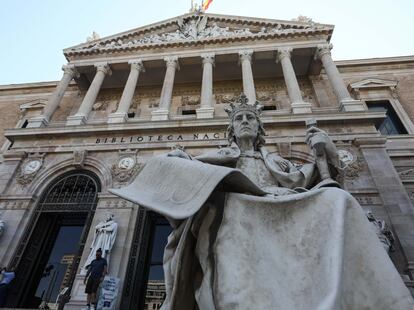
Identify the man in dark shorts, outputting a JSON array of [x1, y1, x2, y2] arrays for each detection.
[[84, 248, 107, 310]]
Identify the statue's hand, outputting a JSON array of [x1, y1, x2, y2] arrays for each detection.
[[167, 149, 192, 160], [272, 157, 290, 172], [305, 126, 339, 166]]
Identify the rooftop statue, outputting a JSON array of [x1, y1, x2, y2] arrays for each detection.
[[110, 94, 414, 310]]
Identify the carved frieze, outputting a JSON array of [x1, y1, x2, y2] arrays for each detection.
[[93, 92, 120, 111], [181, 95, 200, 106], [0, 200, 31, 210]]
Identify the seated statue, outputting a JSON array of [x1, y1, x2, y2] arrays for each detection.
[[110, 94, 414, 310]]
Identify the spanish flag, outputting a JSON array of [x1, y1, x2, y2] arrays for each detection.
[[202, 0, 213, 11]]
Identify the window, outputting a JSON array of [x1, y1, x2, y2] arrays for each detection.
[[262, 105, 276, 111], [367, 101, 407, 135], [182, 109, 196, 115]]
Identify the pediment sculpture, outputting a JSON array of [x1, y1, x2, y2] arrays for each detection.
[[74, 16, 325, 52]]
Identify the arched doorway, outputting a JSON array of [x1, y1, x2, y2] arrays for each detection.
[[6, 170, 101, 308]]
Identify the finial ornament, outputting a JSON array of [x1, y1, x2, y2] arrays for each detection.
[[224, 93, 264, 119]]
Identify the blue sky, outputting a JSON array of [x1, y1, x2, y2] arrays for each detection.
[[0, 0, 413, 85]]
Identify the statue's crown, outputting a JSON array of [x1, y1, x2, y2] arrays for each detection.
[[224, 93, 263, 119]]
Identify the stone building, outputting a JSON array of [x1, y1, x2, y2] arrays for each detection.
[[0, 12, 413, 309]]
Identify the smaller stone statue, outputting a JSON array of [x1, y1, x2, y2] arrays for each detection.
[[366, 211, 395, 253], [0, 212, 5, 239], [83, 213, 118, 272]]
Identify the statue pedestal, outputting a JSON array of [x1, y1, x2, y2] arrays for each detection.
[[64, 274, 87, 310]]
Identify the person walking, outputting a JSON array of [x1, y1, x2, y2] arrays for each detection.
[[84, 248, 107, 310]]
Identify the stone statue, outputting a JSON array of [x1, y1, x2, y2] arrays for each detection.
[[110, 93, 414, 309], [177, 16, 208, 40], [83, 213, 118, 271], [366, 211, 395, 253], [0, 212, 5, 239]]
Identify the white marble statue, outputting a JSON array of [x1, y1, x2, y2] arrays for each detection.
[[83, 213, 118, 271], [111, 94, 414, 310]]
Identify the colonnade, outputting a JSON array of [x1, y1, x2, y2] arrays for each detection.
[[27, 43, 364, 128]]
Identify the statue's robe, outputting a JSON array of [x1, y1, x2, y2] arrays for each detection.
[[110, 147, 414, 310]]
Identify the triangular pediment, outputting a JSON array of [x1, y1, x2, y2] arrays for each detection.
[[349, 78, 398, 89], [19, 98, 47, 111], [64, 13, 333, 57]]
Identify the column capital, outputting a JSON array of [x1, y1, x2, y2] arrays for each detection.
[[95, 63, 112, 76], [238, 50, 253, 62], [276, 47, 293, 63], [316, 43, 333, 59], [62, 64, 80, 78], [129, 59, 145, 72], [201, 53, 215, 65], [164, 56, 179, 69]]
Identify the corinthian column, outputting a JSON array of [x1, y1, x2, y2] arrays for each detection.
[[239, 50, 256, 104], [151, 56, 179, 121], [27, 65, 79, 128], [277, 48, 312, 114], [316, 44, 365, 111], [66, 63, 112, 125], [108, 60, 144, 123], [196, 53, 215, 119]]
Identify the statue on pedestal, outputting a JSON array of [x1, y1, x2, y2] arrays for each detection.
[[111, 94, 414, 309], [83, 213, 118, 272]]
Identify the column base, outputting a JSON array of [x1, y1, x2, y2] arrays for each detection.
[[340, 98, 366, 112], [196, 107, 214, 119], [26, 115, 49, 128], [107, 112, 128, 124], [151, 109, 169, 121], [291, 102, 312, 114], [66, 114, 87, 126], [63, 274, 87, 310]]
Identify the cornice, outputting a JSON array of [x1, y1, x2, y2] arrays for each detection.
[[4, 110, 385, 142]]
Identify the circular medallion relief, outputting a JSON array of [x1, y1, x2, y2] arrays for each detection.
[[23, 160, 42, 175], [118, 157, 135, 170], [337, 150, 354, 165]]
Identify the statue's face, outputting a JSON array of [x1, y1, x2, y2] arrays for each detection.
[[232, 111, 259, 142]]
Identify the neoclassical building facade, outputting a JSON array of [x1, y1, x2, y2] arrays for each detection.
[[0, 12, 414, 309]]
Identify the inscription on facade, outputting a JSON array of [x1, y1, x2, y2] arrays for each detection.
[[95, 132, 227, 144]]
